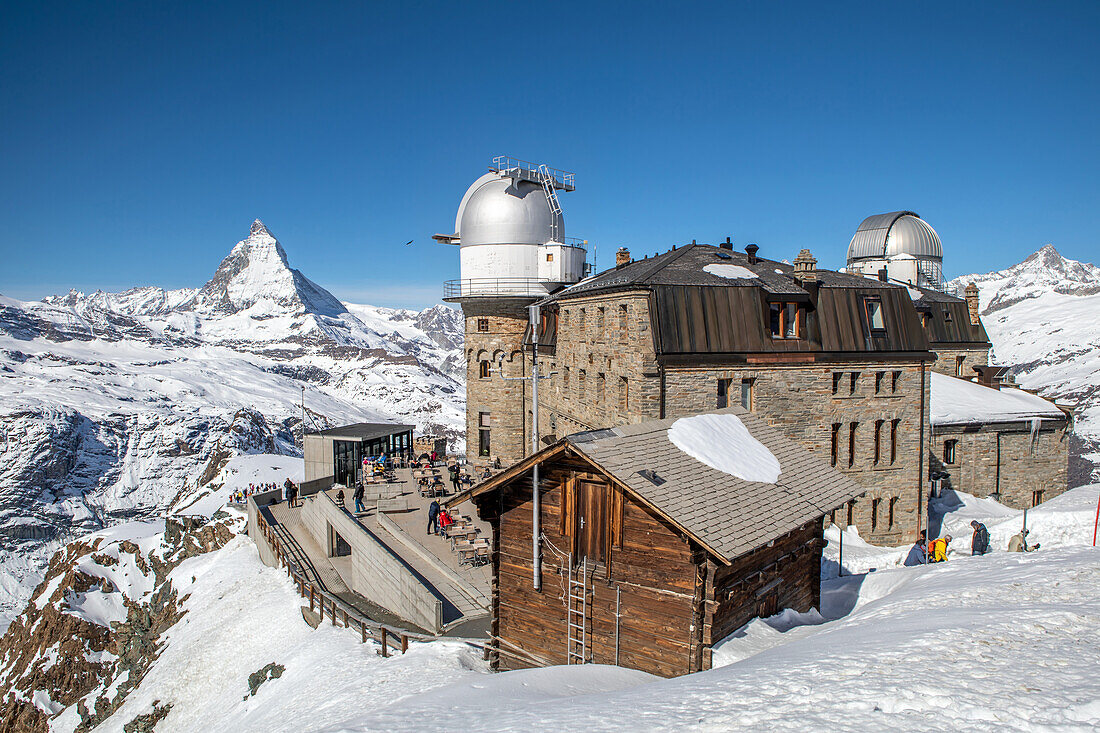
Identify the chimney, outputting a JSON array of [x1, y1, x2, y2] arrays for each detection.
[[964, 282, 981, 325], [792, 249, 817, 283], [877, 268, 888, 282], [974, 364, 1009, 390], [720, 236, 733, 251], [745, 243, 759, 265], [616, 247, 631, 268]]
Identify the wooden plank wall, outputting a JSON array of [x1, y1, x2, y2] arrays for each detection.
[[704, 519, 825, 649], [486, 457, 702, 678]]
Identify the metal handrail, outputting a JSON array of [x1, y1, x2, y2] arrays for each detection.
[[443, 278, 552, 299], [491, 155, 575, 190]]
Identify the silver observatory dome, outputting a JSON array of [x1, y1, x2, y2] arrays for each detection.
[[455, 172, 564, 246], [847, 211, 943, 263]]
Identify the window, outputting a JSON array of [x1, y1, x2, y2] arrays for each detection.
[[596, 307, 605, 337], [832, 372, 843, 395], [546, 252, 554, 262], [875, 371, 885, 394], [943, 308, 953, 323], [890, 419, 899, 464], [1031, 490, 1044, 507], [944, 439, 958, 465], [871, 498, 881, 531], [562, 367, 570, 397], [888, 497, 898, 529], [849, 372, 859, 395], [717, 378, 733, 409], [478, 360, 490, 379], [618, 377, 629, 411], [874, 420, 884, 465], [830, 423, 841, 467], [476, 318, 489, 332], [562, 309, 570, 328], [864, 297, 885, 331], [618, 304, 629, 343], [578, 369, 586, 400], [846, 500, 854, 527], [848, 422, 857, 467], [769, 302, 804, 339], [740, 378, 754, 410], [478, 412, 491, 457], [955, 356, 965, 377], [892, 371, 901, 393], [920, 311, 931, 328], [597, 373, 605, 402], [579, 308, 587, 333]]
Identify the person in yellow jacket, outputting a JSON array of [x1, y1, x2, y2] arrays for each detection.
[[929, 534, 952, 562]]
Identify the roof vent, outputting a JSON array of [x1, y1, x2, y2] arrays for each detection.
[[638, 469, 665, 486], [720, 236, 733, 251], [745, 243, 759, 264], [715, 251, 732, 260]]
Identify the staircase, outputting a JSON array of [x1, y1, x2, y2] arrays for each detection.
[[566, 556, 591, 664]]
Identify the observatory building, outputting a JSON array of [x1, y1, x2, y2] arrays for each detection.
[[845, 211, 945, 290], [437, 157, 589, 464]]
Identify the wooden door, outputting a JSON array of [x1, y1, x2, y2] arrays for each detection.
[[575, 480, 607, 565]]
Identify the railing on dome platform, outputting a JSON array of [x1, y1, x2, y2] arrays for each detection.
[[443, 278, 553, 299], [491, 156, 575, 191]]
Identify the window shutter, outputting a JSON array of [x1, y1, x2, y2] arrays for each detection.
[[560, 476, 576, 537]]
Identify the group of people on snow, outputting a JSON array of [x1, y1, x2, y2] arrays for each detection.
[[904, 519, 1038, 566]]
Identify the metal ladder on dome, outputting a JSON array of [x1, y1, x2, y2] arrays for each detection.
[[538, 164, 563, 243], [566, 556, 590, 664]]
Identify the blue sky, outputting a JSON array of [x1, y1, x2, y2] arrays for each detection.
[[1, 1, 1097, 308]]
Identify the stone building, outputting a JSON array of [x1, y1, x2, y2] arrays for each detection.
[[929, 369, 1070, 509], [524, 242, 934, 544], [439, 163, 1070, 545]]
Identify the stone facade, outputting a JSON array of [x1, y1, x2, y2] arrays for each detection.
[[525, 289, 931, 544], [929, 345, 990, 378], [460, 299, 532, 466], [929, 422, 1069, 510]]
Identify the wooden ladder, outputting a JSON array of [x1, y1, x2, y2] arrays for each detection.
[[566, 556, 589, 664]]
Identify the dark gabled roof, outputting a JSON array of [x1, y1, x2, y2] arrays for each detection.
[[898, 280, 990, 346], [306, 422, 415, 441], [541, 244, 901, 303], [447, 407, 864, 564]]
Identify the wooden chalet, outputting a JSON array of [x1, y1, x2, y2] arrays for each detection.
[[445, 406, 863, 678]]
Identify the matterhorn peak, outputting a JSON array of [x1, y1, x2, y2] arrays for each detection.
[[188, 220, 346, 318]]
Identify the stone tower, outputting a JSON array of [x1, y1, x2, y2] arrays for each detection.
[[435, 157, 587, 465]]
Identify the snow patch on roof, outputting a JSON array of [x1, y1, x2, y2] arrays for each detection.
[[667, 413, 781, 483], [930, 372, 1064, 426], [703, 263, 757, 280]]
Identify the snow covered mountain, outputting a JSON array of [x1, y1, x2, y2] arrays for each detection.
[[0, 220, 464, 631], [948, 244, 1100, 483]]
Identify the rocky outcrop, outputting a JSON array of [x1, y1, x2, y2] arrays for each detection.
[[0, 516, 237, 733]]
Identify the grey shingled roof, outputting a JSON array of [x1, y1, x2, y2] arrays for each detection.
[[568, 407, 863, 562]]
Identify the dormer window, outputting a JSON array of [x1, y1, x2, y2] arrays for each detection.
[[943, 308, 953, 323], [864, 297, 885, 332], [769, 302, 804, 339]]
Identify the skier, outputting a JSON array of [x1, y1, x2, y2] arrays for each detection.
[[970, 520, 990, 555], [427, 499, 440, 535], [449, 464, 460, 493]]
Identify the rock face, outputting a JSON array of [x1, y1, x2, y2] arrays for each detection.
[[0, 516, 236, 733], [949, 244, 1100, 484], [0, 220, 465, 630]]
